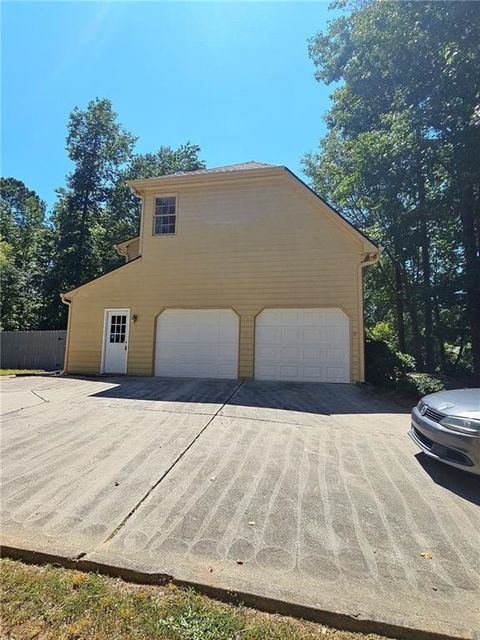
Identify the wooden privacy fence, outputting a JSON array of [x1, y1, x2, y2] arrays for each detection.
[[0, 330, 67, 371]]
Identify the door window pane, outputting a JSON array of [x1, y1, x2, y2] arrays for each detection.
[[109, 314, 127, 343]]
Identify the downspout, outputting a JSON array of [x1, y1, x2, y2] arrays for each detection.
[[60, 293, 72, 374], [358, 249, 382, 382], [131, 187, 145, 258]]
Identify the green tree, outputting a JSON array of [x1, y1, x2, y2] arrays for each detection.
[[305, 0, 480, 378], [99, 143, 205, 273], [0, 178, 48, 330], [52, 98, 137, 298], [47, 98, 205, 327]]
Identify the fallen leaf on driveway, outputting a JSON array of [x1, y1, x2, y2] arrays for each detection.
[[209, 476, 216, 481], [420, 551, 433, 559], [236, 560, 244, 565], [248, 521, 256, 526]]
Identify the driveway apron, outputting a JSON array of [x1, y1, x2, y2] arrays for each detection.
[[1, 376, 479, 638]]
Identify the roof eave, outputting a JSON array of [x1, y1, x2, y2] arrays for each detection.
[[283, 167, 379, 252], [127, 166, 284, 193], [62, 256, 143, 297], [115, 235, 140, 250]]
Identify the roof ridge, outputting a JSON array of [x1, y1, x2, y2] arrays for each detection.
[[169, 161, 277, 178]]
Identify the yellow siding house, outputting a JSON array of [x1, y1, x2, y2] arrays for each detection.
[[62, 162, 379, 383]]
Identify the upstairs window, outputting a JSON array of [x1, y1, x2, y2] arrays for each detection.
[[154, 196, 176, 235]]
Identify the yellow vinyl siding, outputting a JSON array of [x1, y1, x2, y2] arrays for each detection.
[[65, 173, 368, 381]]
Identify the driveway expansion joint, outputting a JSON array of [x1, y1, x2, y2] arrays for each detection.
[[31, 389, 49, 403], [99, 378, 247, 548]]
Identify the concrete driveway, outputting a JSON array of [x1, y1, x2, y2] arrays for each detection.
[[1, 375, 479, 639]]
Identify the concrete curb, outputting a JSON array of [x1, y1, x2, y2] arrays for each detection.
[[2, 544, 475, 640]]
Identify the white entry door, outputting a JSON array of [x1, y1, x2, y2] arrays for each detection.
[[255, 308, 350, 383], [155, 309, 239, 378], [102, 309, 130, 374]]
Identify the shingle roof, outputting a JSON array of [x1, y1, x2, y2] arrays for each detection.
[[171, 161, 277, 177]]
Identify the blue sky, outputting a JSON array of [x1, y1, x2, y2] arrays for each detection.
[[2, 1, 335, 211]]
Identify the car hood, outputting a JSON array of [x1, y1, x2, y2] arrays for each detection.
[[423, 389, 480, 419]]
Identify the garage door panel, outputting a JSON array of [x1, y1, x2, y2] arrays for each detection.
[[218, 326, 238, 341], [326, 347, 348, 363], [255, 308, 350, 383], [255, 327, 278, 342], [256, 346, 278, 362], [326, 326, 348, 341], [299, 366, 323, 381], [280, 327, 300, 342], [326, 367, 348, 383], [303, 310, 322, 324], [255, 364, 275, 378], [302, 347, 322, 362], [279, 365, 299, 378], [302, 328, 323, 343], [280, 346, 299, 360], [155, 309, 239, 379], [276, 364, 324, 381]]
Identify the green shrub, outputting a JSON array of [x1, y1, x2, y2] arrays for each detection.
[[366, 339, 446, 400], [365, 339, 415, 388], [395, 351, 416, 372], [366, 321, 397, 346], [442, 343, 473, 377], [396, 373, 446, 399]]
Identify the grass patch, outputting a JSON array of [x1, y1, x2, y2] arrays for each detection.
[[0, 559, 389, 640], [0, 369, 45, 376]]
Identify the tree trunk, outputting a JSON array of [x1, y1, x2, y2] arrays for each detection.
[[394, 260, 406, 352], [453, 339, 465, 375], [433, 295, 445, 372], [73, 133, 102, 286], [402, 269, 424, 369], [76, 189, 92, 282], [417, 166, 435, 371], [460, 181, 480, 380]]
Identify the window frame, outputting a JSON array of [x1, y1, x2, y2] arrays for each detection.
[[152, 193, 178, 237]]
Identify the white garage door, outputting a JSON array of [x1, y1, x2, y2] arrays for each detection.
[[155, 309, 239, 379], [255, 308, 350, 383]]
